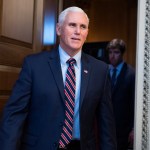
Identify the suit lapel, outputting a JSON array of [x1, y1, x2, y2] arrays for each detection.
[[47, 50, 91, 107], [47, 49, 65, 103], [80, 53, 91, 109]]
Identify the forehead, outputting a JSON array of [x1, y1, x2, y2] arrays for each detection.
[[64, 11, 89, 26]]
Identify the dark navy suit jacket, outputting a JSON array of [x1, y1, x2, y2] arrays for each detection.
[[0, 49, 117, 150], [111, 63, 135, 149]]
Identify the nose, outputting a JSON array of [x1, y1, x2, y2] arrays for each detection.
[[75, 26, 81, 34], [109, 53, 114, 59], [112, 53, 114, 57]]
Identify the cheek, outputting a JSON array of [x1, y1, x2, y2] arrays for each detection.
[[116, 55, 121, 60], [109, 54, 113, 59], [82, 33, 88, 41], [59, 26, 68, 36], [62, 30, 73, 39], [60, 30, 68, 40]]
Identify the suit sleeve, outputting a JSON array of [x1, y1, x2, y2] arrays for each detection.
[[129, 70, 135, 130], [0, 57, 32, 150], [98, 68, 117, 150]]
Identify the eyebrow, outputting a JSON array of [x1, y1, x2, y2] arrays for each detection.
[[68, 22, 88, 28]]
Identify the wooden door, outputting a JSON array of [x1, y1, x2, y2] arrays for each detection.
[[0, 0, 58, 116]]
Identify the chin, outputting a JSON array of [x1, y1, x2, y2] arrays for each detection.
[[111, 63, 116, 66], [70, 46, 81, 51], [71, 43, 82, 48]]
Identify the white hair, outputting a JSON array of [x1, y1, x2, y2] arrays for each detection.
[[58, 6, 89, 25]]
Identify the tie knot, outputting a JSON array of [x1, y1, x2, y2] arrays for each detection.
[[67, 58, 76, 66]]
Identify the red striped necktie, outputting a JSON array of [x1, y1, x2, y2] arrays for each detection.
[[59, 58, 76, 148]]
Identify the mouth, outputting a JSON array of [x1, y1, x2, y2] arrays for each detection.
[[71, 37, 80, 41]]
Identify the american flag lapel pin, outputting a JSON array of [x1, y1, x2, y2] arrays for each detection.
[[84, 70, 88, 74]]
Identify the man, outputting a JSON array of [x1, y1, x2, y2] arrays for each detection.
[[107, 39, 135, 150], [0, 7, 116, 150]]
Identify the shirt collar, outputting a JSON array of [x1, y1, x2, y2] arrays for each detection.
[[109, 61, 124, 71], [58, 45, 81, 68]]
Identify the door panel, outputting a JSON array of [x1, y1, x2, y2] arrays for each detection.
[[0, 0, 44, 115]]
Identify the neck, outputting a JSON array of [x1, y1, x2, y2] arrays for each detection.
[[60, 45, 81, 57]]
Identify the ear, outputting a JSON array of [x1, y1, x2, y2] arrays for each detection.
[[56, 23, 61, 36]]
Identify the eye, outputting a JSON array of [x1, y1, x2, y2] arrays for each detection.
[[114, 51, 120, 54], [69, 23, 76, 27], [80, 24, 87, 29]]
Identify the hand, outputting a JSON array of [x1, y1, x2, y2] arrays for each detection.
[[128, 129, 134, 148]]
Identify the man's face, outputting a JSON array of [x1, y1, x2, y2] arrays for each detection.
[[56, 11, 89, 56], [108, 48, 123, 67]]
